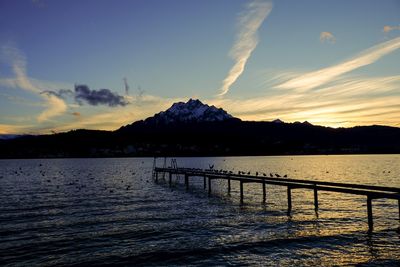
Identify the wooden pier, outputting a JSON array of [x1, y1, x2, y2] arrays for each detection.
[[154, 167, 400, 231]]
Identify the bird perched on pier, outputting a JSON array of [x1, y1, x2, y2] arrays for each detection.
[[283, 174, 287, 178], [247, 171, 251, 175], [263, 173, 267, 177], [209, 164, 214, 170], [275, 174, 281, 177], [256, 172, 258, 176], [270, 173, 273, 177]]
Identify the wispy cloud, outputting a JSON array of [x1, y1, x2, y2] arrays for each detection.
[[123, 77, 129, 95], [0, 124, 33, 135], [31, 0, 46, 8], [383, 25, 400, 33], [320, 31, 336, 43], [0, 43, 69, 122], [1, 44, 37, 93], [212, 73, 400, 127], [37, 94, 67, 122], [49, 95, 183, 133], [218, 0, 272, 96], [137, 85, 145, 99], [276, 37, 400, 92]]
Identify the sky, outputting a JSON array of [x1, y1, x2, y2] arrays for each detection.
[[0, 0, 400, 134]]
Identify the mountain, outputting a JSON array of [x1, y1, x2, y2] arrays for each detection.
[[118, 98, 240, 133], [151, 98, 235, 123], [1, 99, 400, 158], [272, 119, 284, 124], [0, 134, 25, 140], [120, 99, 238, 130]]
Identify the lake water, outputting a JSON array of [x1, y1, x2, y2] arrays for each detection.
[[1, 155, 399, 266]]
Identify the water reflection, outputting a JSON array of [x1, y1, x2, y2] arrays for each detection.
[[0, 155, 399, 266]]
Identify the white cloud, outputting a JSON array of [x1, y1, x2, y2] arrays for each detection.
[[0, 43, 70, 122], [37, 94, 68, 122], [49, 94, 184, 133], [320, 31, 336, 43], [0, 124, 34, 135], [383, 25, 400, 33], [211, 73, 400, 127], [218, 0, 272, 96], [276, 37, 400, 92]]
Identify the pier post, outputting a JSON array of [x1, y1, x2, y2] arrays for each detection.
[[151, 168, 400, 231], [367, 196, 373, 231], [262, 181, 266, 203], [314, 185, 319, 211], [240, 181, 244, 204], [287, 186, 292, 214]]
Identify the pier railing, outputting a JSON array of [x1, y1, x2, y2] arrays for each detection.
[[153, 167, 400, 231]]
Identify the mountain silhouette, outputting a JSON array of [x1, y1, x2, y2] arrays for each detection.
[[1, 99, 400, 158], [119, 99, 239, 131]]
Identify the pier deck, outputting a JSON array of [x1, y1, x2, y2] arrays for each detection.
[[154, 167, 400, 231]]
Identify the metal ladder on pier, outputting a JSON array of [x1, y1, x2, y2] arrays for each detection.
[[170, 158, 181, 182], [161, 157, 167, 180], [152, 157, 169, 181], [152, 157, 180, 182], [171, 158, 178, 169]]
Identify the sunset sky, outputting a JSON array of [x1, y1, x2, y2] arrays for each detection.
[[1, 0, 400, 134]]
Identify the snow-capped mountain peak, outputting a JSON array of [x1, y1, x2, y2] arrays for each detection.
[[144, 99, 236, 124], [272, 119, 284, 124]]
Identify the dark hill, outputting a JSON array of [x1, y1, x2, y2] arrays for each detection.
[[1, 99, 400, 158]]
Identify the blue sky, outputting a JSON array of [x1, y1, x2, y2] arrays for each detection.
[[0, 0, 400, 134]]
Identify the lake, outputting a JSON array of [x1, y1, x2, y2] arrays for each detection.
[[1, 155, 399, 266]]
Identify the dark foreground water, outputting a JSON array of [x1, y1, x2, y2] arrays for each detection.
[[1, 155, 399, 266]]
